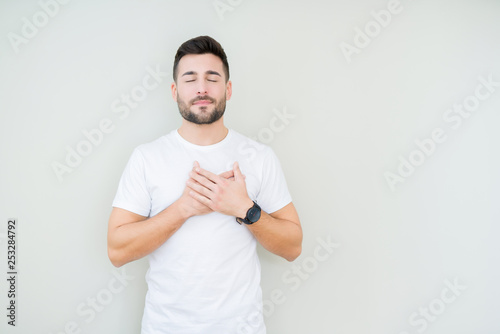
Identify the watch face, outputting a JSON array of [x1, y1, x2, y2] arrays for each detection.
[[247, 206, 261, 223]]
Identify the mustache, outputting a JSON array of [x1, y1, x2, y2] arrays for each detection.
[[190, 95, 215, 104]]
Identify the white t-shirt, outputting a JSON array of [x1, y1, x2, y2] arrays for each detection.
[[112, 128, 292, 334]]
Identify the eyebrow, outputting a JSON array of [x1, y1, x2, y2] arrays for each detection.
[[181, 70, 222, 77]]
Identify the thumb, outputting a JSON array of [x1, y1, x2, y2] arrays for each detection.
[[193, 160, 200, 169], [233, 161, 244, 181], [219, 170, 235, 179]]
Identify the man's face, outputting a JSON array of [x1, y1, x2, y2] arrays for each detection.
[[172, 53, 232, 125]]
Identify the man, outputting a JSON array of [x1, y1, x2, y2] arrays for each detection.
[[107, 35, 302, 333]]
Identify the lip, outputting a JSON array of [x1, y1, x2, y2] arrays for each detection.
[[193, 100, 212, 105]]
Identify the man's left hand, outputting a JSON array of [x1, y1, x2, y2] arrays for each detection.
[[186, 161, 253, 218]]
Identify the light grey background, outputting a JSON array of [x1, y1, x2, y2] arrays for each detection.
[[1, 0, 499, 333]]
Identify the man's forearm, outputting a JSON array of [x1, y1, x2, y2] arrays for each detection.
[[109, 166, 234, 267], [246, 211, 302, 262], [108, 201, 189, 267]]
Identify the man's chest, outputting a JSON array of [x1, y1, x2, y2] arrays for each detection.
[[145, 148, 261, 216]]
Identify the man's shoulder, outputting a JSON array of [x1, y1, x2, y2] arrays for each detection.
[[132, 130, 177, 156], [228, 129, 278, 166], [229, 129, 272, 154]]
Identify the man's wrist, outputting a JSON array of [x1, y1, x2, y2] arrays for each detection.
[[175, 200, 193, 221], [237, 199, 255, 219]]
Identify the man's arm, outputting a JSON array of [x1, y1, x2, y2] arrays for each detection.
[[187, 161, 303, 262], [108, 163, 235, 267], [245, 202, 302, 262], [107, 201, 189, 268]]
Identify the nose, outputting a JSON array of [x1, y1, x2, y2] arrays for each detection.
[[197, 82, 208, 95]]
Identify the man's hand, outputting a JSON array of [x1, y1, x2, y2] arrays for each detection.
[[185, 161, 303, 262], [177, 161, 237, 218], [186, 161, 253, 218]]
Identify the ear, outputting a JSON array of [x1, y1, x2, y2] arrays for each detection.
[[226, 80, 232, 101], [171, 82, 177, 102]]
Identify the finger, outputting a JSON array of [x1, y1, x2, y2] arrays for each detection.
[[193, 160, 200, 169], [194, 166, 221, 184], [190, 171, 220, 192], [188, 189, 212, 207], [233, 161, 244, 181], [186, 177, 214, 197]]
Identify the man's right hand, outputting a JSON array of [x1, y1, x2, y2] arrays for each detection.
[[177, 161, 236, 219]]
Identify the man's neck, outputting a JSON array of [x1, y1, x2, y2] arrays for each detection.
[[177, 118, 228, 146]]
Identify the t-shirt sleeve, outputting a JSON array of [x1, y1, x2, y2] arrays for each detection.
[[255, 147, 292, 214], [112, 148, 151, 217]]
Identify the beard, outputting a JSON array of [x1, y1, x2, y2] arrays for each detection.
[[177, 94, 226, 125]]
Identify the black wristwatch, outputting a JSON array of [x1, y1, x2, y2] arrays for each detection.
[[236, 201, 261, 225]]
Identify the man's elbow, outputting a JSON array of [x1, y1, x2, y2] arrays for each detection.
[[284, 230, 303, 261], [108, 247, 126, 268], [284, 245, 302, 262]]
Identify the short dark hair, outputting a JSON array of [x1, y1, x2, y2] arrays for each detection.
[[173, 36, 230, 82]]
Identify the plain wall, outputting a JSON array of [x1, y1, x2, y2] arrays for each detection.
[[1, 0, 499, 333]]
